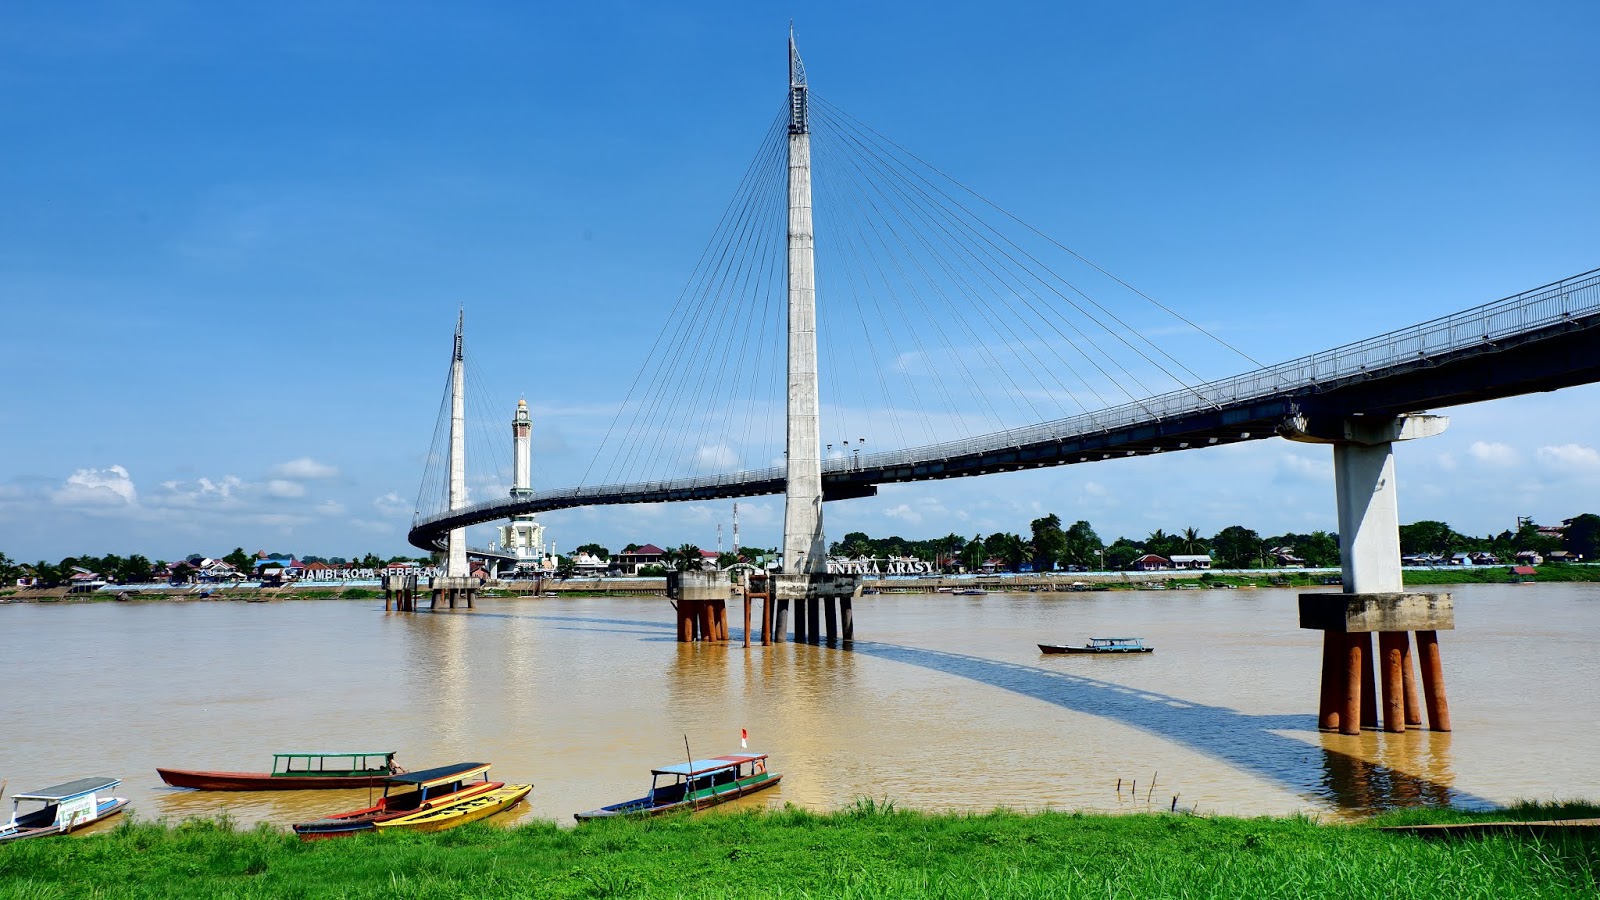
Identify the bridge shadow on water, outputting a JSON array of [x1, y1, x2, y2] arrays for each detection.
[[847, 640, 1493, 815], [402, 608, 1485, 813]]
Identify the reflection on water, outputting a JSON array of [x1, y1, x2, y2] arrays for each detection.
[[1, 583, 1597, 828]]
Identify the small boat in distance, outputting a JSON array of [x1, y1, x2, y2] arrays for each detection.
[[0, 777, 129, 842], [373, 782, 531, 833], [291, 762, 497, 840], [159, 751, 400, 791], [953, 588, 987, 596], [1038, 637, 1154, 655], [575, 753, 780, 822]]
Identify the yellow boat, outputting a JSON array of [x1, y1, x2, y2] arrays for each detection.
[[372, 783, 531, 833]]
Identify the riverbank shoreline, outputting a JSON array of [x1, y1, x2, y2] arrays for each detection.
[[4, 802, 1597, 899], [6, 564, 1597, 604]]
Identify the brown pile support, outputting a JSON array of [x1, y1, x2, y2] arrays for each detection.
[[1301, 593, 1453, 735]]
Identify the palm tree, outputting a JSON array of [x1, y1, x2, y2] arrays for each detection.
[[1183, 527, 1202, 553], [673, 543, 705, 571], [998, 534, 1032, 572]]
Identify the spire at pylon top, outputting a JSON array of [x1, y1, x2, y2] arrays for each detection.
[[453, 307, 464, 362], [788, 24, 809, 135]]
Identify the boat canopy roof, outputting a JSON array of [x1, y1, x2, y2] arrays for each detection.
[[15, 777, 120, 801], [1090, 637, 1143, 643], [652, 754, 765, 777], [388, 762, 490, 787], [273, 751, 396, 760]]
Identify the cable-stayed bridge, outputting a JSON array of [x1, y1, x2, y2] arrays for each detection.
[[410, 266, 1599, 549]]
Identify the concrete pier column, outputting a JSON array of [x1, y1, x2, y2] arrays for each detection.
[[1401, 632, 1422, 726], [1417, 630, 1452, 732], [1359, 632, 1378, 729], [1379, 631, 1407, 733], [794, 598, 808, 643], [824, 595, 838, 644], [774, 600, 789, 643], [1318, 631, 1343, 732], [1341, 632, 1363, 736], [841, 596, 853, 642], [805, 597, 820, 644], [743, 595, 752, 648]]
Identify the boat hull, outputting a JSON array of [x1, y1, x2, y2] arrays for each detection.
[[0, 797, 129, 842], [158, 768, 392, 790], [576, 772, 782, 822], [374, 784, 531, 833], [1038, 644, 1153, 654], [291, 780, 503, 840]]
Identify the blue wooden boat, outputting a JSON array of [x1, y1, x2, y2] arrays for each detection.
[[575, 753, 780, 822], [1039, 637, 1153, 654], [0, 777, 129, 842]]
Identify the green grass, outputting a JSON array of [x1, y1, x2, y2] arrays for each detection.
[[3, 803, 1598, 898], [1401, 565, 1600, 585]]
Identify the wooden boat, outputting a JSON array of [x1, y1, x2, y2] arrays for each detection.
[[291, 762, 497, 840], [575, 753, 780, 822], [1039, 637, 1153, 655], [373, 783, 531, 833], [158, 751, 400, 790], [0, 777, 129, 842]]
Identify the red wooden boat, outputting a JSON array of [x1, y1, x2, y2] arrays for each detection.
[[159, 751, 400, 791]]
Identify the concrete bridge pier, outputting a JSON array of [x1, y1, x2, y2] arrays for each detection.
[[383, 573, 419, 611], [668, 572, 731, 642], [1285, 412, 1453, 734], [775, 574, 859, 645], [428, 576, 478, 610]]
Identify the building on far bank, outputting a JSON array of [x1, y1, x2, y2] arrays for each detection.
[[1132, 554, 1171, 571], [614, 544, 665, 574]]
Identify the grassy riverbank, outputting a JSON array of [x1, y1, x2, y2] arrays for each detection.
[[4, 803, 1598, 899]]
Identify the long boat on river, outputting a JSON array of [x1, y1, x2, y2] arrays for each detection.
[[158, 751, 401, 790], [372, 782, 531, 833], [1038, 637, 1154, 655], [575, 753, 780, 822], [1, 777, 129, 842], [291, 762, 497, 840]]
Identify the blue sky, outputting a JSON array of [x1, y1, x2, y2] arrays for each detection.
[[2, 1, 1597, 562]]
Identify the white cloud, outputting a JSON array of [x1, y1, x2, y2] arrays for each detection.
[[1469, 441, 1520, 467], [1277, 452, 1332, 482], [265, 480, 307, 498], [52, 465, 138, 508], [693, 445, 738, 471], [270, 457, 339, 480], [1537, 443, 1600, 472], [883, 503, 922, 525], [316, 500, 347, 516], [373, 492, 411, 516]]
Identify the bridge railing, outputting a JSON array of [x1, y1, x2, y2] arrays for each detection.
[[417, 268, 1598, 531], [837, 266, 1600, 472]]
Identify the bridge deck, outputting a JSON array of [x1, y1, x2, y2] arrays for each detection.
[[411, 268, 1600, 552]]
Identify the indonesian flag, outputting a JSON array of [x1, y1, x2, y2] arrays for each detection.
[[740, 728, 748, 749]]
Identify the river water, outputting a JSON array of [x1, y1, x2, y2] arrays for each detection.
[[3, 583, 1597, 831]]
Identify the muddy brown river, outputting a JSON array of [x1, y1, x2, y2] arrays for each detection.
[[3, 583, 1596, 831]]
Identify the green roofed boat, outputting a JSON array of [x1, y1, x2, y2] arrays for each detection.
[[575, 753, 780, 822], [158, 752, 401, 791]]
